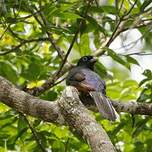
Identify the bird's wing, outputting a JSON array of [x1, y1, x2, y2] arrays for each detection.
[[89, 91, 118, 121], [66, 70, 95, 92]]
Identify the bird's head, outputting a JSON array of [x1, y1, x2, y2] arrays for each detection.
[[77, 56, 97, 70]]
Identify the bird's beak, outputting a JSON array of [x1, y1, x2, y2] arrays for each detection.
[[90, 57, 97, 63]]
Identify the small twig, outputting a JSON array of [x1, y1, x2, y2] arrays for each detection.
[[117, 0, 125, 16], [53, 77, 66, 86], [0, 43, 23, 56], [33, 6, 64, 60], [121, 21, 152, 32], [21, 114, 46, 152], [121, 52, 152, 56], [0, 23, 10, 40], [55, 1, 92, 77], [124, 0, 138, 16], [55, 26, 80, 76], [105, 18, 124, 48], [64, 138, 70, 152], [115, 0, 119, 22], [8, 27, 25, 41], [0, 38, 50, 56]]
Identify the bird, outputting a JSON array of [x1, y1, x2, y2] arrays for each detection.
[[66, 55, 118, 121]]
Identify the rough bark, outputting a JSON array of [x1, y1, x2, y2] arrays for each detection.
[[112, 100, 152, 116], [0, 76, 116, 152], [1, 76, 152, 151], [59, 87, 116, 152], [0, 76, 64, 124], [1, 76, 152, 117]]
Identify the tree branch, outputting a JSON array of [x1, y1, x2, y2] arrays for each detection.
[[0, 38, 51, 56], [112, 100, 152, 116], [33, 6, 64, 60], [0, 76, 64, 124], [24, 1, 93, 96], [1, 76, 152, 150], [0, 76, 116, 152], [58, 87, 116, 152]]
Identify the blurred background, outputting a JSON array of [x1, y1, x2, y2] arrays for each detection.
[[0, 0, 152, 151]]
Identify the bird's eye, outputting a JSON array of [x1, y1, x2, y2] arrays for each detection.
[[82, 57, 88, 62]]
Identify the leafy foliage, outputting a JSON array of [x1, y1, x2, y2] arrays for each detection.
[[0, 0, 152, 151]]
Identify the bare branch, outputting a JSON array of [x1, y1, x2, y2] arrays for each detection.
[[112, 100, 152, 116]]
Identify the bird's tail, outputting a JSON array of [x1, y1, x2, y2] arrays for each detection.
[[89, 91, 118, 121]]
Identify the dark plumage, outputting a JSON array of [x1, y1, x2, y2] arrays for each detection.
[[66, 56, 118, 121]]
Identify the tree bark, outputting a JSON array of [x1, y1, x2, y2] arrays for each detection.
[[0, 76, 116, 152], [59, 87, 116, 152], [0, 76, 64, 124], [1, 76, 152, 151]]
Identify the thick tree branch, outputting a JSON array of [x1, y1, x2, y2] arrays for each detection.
[[0, 76, 64, 124], [1, 76, 152, 118], [59, 87, 116, 152], [1, 76, 152, 151], [0, 76, 116, 152], [1, 76, 152, 150], [80, 94, 152, 116], [112, 100, 152, 116]]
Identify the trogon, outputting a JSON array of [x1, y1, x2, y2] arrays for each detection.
[[66, 55, 118, 121]]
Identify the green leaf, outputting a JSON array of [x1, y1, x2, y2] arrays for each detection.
[[140, 0, 152, 12], [90, 6, 116, 14], [101, 6, 117, 14], [21, 56, 47, 81], [79, 33, 91, 56], [139, 78, 150, 86], [18, 114, 28, 132], [22, 62, 41, 80], [0, 61, 18, 84], [56, 12, 81, 20], [132, 117, 150, 137], [107, 48, 130, 69], [112, 121, 126, 136], [94, 61, 107, 78], [41, 90, 58, 101], [125, 55, 139, 65], [11, 22, 25, 33], [123, 80, 138, 88], [86, 16, 107, 34], [143, 69, 152, 79]]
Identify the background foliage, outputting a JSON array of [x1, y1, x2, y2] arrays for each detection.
[[0, 0, 152, 151]]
